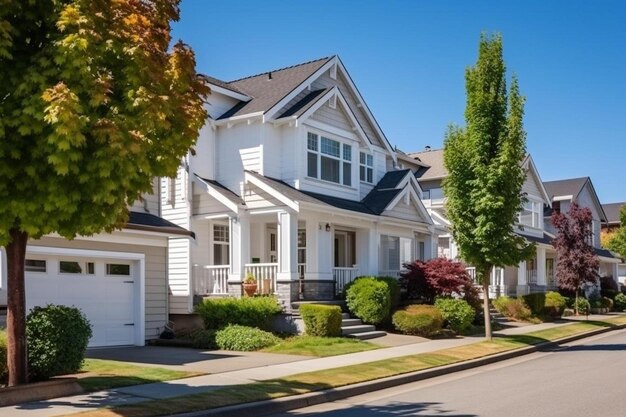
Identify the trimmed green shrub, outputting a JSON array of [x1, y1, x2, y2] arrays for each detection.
[[614, 293, 626, 311], [190, 329, 217, 350], [544, 291, 567, 318], [434, 298, 475, 332], [26, 304, 92, 381], [574, 298, 591, 315], [215, 325, 280, 351], [376, 276, 401, 311], [492, 296, 532, 321], [392, 305, 443, 337], [602, 297, 614, 310], [521, 293, 546, 316], [195, 296, 282, 330], [346, 277, 391, 325], [0, 330, 7, 384], [299, 304, 342, 337]]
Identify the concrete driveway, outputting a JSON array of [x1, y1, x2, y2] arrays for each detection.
[[86, 345, 311, 374]]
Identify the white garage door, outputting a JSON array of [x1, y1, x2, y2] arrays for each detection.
[[25, 255, 136, 347]]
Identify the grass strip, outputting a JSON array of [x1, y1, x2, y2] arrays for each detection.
[[263, 335, 379, 357], [69, 316, 626, 417], [77, 359, 202, 392]]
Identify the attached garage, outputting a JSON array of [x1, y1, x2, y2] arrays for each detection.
[[24, 246, 145, 347]]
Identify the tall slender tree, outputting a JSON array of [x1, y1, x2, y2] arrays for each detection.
[[0, 0, 208, 385], [443, 33, 534, 340], [552, 203, 600, 314]]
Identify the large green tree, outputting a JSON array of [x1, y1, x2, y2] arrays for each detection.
[[443, 34, 534, 340], [0, 0, 208, 385]]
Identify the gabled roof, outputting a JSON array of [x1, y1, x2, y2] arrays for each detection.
[[372, 169, 411, 190], [410, 148, 447, 181], [127, 212, 194, 237], [602, 202, 625, 225], [202, 75, 247, 96], [277, 87, 333, 119], [217, 57, 332, 119], [543, 177, 589, 201]]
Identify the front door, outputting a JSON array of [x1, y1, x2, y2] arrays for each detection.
[[334, 230, 355, 267], [268, 229, 277, 263]]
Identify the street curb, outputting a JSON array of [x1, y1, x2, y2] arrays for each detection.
[[173, 323, 626, 417]]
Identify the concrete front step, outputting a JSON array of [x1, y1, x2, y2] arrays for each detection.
[[346, 330, 387, 340], [342, 324, 376, 336], [341, 313, 350, 319], [341, 318, 362, 327]]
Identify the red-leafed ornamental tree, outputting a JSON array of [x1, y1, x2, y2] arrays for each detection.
[[552, 202, 600, 315], [400, 258, 477, 304]]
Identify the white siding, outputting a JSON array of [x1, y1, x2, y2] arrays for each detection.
[[130, 178, 160, 215], [309, 102, 352, 131], [215, 122, 263, 193], [523, 170, 544, 200], [384, 198, 423, 222], [577, 183, 603, 247], [240, 145, 263, 173]]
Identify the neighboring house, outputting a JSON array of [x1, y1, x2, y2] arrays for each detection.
[[0, 179, 192, 347], [162, 56, 437, 315], [409, 147, 555, 297], [543, 177, 621, 285], [601, 202, 626, 284]]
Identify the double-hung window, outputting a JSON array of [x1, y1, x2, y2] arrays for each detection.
[[359, 152, 373, 183], [519, 200, 542, 228], [307, 132, 352, 186], [213, 224, 230, 265]]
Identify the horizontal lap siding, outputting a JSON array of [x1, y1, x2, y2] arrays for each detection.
[[28, 236, 168, 341], [310, 104, 352, 131]]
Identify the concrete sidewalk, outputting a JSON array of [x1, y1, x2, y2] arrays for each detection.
[[0, 316, 612, 417]]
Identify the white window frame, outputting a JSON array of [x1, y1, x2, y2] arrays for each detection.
[[306, 131, 353, 187], [213, 224, 230, 266], [518, 198, 542, 229], [359, 152, 374, 184]]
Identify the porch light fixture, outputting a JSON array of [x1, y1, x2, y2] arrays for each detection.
[[325, 223, 331, 232]]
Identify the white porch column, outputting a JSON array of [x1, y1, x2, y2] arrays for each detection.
[[306, 218, 333, 280], [277, 210, 298, 280], [536, 247, 547, 287], [516, 260, 528, 296], [228, 214, 250, 281]]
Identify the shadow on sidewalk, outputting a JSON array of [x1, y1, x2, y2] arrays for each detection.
[[278, 400, 477, 416]]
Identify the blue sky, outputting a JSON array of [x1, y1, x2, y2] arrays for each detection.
[[172, 0, 626, 204]]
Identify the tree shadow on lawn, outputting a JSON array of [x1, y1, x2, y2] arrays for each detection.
[[280, 400, 477, 417], [86, 346, 239, 366]]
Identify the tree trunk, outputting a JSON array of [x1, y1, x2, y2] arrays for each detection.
[[6, 228, 28, 386], [482, 267, 492, 341], [574, 289, 579, 316]]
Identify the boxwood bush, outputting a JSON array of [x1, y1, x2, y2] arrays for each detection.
[[195, 296, 282, 330], [0, 330, 7, 384], [434, 298, 475, 332], [299, 304, 342, 337], [521, 293, 546, 316], [392, 305, 443, 337], [575, 297, 591, 315], [346, 277, 391, 325], [215, 325, 280, 351], [492, 296, 532, 321], [614, 293, 626, 311], [26, 304, 92, 381], [544, 291, 567, 318]]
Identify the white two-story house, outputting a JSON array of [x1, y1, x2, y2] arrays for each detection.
[[162, 56, 437, 315], [544, 178, 621, 285], [409, 147, 555, 297]]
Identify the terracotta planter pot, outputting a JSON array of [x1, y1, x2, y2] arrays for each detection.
[[243, 283, 257, 297]]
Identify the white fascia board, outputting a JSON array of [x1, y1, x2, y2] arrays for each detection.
[[263, 57, 338, 121], [296, 87, 338, 123], [334, 91, 374, 152], [244, 172, 299, 212], [44, 231, 170, 247], [428, 210, 452, 228], [553, 195, 574, 202], [193, 175, 240, 214], [206, 83, 251, 102], [526, 155, 552, 206], [213, 112, 264, 127], [335, 57, 397, 164]]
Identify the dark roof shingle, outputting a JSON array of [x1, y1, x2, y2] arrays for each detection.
[[602, 202, 625, 224], [409, 149, 447, 180], [543, 177, 588, 200], [127, 212, 193, 237]]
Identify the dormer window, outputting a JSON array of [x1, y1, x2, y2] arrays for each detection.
[[307, 132, 352, 186], [360, 152, 373, 183]]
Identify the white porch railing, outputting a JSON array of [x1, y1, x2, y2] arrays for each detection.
[[466, 267, 477, 283], [379, 270, 402, 278], [526, 270, 538, 285], [333, 267, 359, 295], [245, 263, 278, 295], [193, 264, 229, 295]]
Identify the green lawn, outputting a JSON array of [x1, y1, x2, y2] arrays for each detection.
[[77, 359, 201, 392], [263, 336, 379, 357], [72, 316, 626, 417]]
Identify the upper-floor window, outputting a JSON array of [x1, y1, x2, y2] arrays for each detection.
[[519, 200, 542, 228], [307, 132, 352, 186], [359, 152, 373, 183]]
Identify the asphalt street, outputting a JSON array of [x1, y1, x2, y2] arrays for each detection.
[[270, 329, 626, 417]]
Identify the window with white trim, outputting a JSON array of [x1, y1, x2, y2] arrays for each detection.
[[359, 152, 373, 183], [213, 224, 230, 265], [25, 259, 46, 273], [519, 199, 542, 228], [307, 132, 352, 186]]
